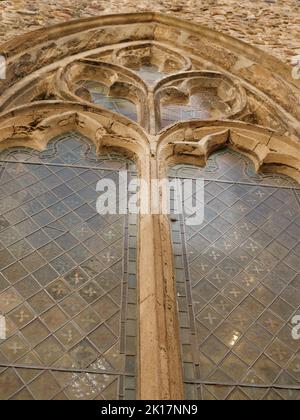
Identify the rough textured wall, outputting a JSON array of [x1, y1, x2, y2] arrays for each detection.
[[0, 0, 299, 65]]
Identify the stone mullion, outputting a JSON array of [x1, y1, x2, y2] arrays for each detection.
[[147, 89, 157, 135], [137, 154, 184, 399]]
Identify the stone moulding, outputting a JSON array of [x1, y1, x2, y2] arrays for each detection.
[[155, 71, 249, 131], [57, 59, 150, 130], [0, 12, 299, 400], [159, 121, 300, 182]]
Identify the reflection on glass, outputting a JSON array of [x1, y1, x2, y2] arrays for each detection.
[[83, 81, 137, 122], [170, 149, 300, 400], [161, 88, 231, 129], [0, 132, 138, 400], [136, 65, 166, 85]]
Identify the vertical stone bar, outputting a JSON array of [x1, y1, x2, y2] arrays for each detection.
[[138, 156, 184, 400]]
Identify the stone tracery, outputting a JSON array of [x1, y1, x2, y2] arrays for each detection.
[[0, 12, 299, 400]]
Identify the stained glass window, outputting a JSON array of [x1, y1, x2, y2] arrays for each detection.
[[136, 65, 166, 85], [170, 149, 300, 400], [1, 25, 299, 401], [0, 132, 137, 400]]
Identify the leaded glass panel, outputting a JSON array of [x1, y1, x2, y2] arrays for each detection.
[[0, 132, 137, 400], [83, 81, 137, 122], [170, 149, 300, 400]]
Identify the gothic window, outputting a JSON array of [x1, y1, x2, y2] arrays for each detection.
[[0, 13, 299, 401], [170, 150, 300, 400], [0, 133, 137, 400]]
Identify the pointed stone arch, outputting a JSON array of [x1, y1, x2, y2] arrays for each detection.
[[0, 12, 299, 400]]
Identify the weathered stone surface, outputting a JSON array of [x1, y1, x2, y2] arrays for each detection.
[[0, 0, 299, 65]]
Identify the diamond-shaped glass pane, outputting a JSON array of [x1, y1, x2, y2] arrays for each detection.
[[171, 149, 300, 400], [0, 132, 137, 400]]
